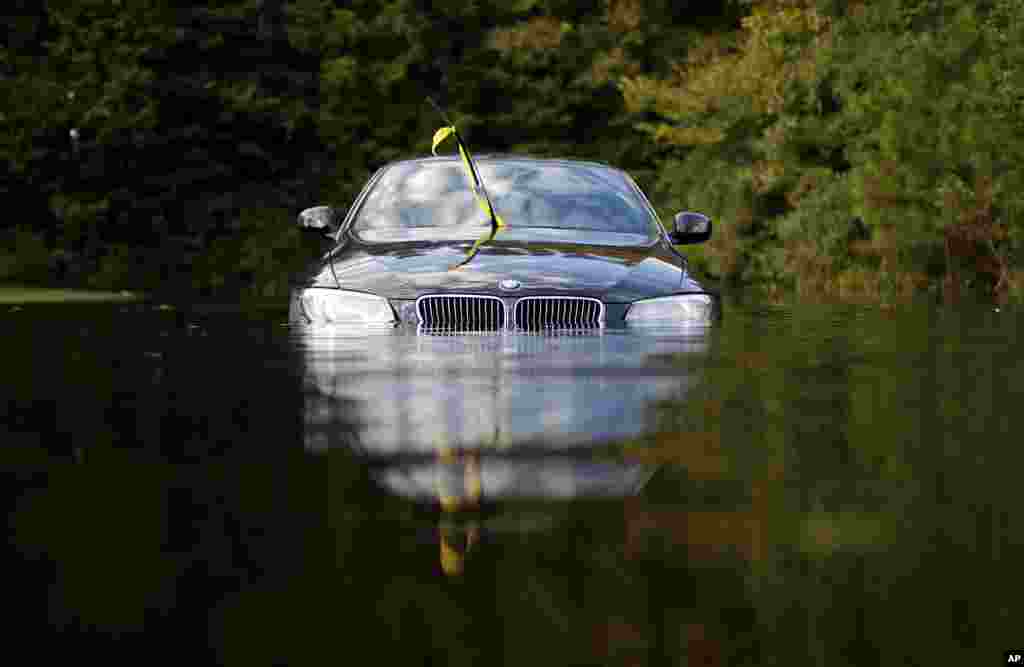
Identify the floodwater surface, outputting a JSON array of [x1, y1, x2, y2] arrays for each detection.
[[4, 300, 1022, 665]]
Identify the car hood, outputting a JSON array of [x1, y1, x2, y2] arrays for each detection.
[[309, 239, 706, 302]]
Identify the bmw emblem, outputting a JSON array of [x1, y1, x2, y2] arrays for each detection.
[[499, 279, 521, 291]]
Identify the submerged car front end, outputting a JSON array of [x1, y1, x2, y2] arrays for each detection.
[[290, 240, 718, 330], [289, 156, 720, 331]]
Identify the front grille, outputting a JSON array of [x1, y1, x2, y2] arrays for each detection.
[[416, 294, 505, 331], [513, 297, 604, 330]]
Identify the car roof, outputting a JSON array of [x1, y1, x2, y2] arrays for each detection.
[[382, 154, 630, 175]]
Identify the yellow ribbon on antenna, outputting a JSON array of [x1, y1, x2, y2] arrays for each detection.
[[431, 124, 506, 269], [431, 126, 455, 155]]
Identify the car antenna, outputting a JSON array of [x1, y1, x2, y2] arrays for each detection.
[[426, 96, 505, 270]]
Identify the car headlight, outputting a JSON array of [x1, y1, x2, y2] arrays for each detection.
[[298, 288, 396, 325], [625, 294, 716, 324]]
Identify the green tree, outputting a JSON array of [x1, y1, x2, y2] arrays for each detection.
[[621, 0, 1024, 302]]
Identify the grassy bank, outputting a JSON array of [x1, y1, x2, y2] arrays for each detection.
[[0, 286, 143, 304]]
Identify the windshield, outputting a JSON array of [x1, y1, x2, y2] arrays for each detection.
[[350, 160, 660, 242]]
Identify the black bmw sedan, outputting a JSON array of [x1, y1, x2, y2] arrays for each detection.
[[289, 155, 718, 330]]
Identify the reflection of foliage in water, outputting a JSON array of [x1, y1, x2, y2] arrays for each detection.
[[629, 304, 1023, 663], [6, 305, 1024, 664]]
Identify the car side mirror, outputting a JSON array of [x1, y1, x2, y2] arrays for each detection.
[[669, 211, 712, 244], [297, 205, 340, 237]]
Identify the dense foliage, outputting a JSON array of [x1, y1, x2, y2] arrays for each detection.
[[626, 0, 1024, 302], [2, 0, 1021, 302]]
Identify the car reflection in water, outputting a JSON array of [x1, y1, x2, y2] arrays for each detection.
[[298, 325, 712, 574]]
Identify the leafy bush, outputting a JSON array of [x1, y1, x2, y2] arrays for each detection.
[[622, 0, 1024, 301]]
